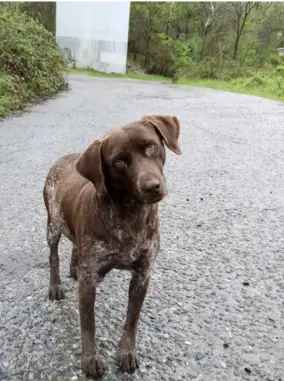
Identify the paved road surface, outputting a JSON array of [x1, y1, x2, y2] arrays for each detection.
[[0, 74, 284, 381]]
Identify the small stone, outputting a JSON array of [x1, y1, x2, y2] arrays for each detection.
[[185, 341, 192, 346], [3, 362, 9, 367], [244, 354, 259, 366], [244, 367, 251, 374], [188, 371, 199, 379], [220, 362, 227, 368], [71, 376, 78, 381]]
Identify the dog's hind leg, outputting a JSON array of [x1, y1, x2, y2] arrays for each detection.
[[47, 215, 65, 300], [69, 244, 78, 281]]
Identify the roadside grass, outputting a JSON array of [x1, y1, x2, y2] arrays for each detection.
[[2, 63, 283, 118], [66, 67, 170, 82], [175, 77, 284, 103], [68, 67, 284, 103]]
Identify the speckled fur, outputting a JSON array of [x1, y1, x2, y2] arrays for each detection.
[[43, 115, 181, 378]]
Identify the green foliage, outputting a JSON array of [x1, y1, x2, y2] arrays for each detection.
[[176, 71, 284, 103], [265, 53, 282, 66], [147, 33, 190, 76], [275, 65, 284, 77], [0, 3, 67, 117], [128, 1, 284, 99], [19, 2, 56, 34], [174, 57, 242, 82], [232, 66, 284, 96], [0, 73, 21, 116]]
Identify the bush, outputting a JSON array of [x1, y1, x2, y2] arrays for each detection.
[[264, 52, 282, 67], [275, 65, 284, 77], [147, 33, 190, 77], [230, 66, 284, 98], [0, 72, 21, 116], [0, 3, 67, 116], [174, 56, 245, 82]]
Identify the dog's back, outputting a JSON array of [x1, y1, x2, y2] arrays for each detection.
[[43, 152, 90, 209], [43, 153, 91, 245]]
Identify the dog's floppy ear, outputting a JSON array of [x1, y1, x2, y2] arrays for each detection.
[[141, 115, 182, 155], [75, 139, 106, 194]]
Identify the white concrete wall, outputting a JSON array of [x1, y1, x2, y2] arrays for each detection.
[[56, 2, 130, 74]]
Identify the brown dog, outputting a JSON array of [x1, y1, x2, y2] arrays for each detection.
[[43, 115, 181, 378]]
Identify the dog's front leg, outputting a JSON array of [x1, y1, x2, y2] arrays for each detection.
[[116, 271, 150, 373], [78, 265, 105, 378]]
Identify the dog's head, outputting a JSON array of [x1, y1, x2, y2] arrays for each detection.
[[75, 115, 181, 205]]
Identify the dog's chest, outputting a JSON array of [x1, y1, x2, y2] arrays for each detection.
[[101, 219, 159, 271], [115, 226, 147, 253]]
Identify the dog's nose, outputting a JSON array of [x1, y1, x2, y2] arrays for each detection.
[[142, 179, 161, 194]]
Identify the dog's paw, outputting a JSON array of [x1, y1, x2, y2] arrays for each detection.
[[116, 349, 140, 374], [48, 284, 65, 301], [82, 353, 105, 378]]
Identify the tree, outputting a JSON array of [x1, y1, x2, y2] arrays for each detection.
[[19, 2, 56, 34], [231, 2, 257, 60], [127, 2, 284, 79]]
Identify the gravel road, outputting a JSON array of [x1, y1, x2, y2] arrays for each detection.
[[0, 74, 284, 381]]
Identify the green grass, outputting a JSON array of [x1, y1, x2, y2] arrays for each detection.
[[66, 67, 170, 82], [175, 77, 284, 102], [3, 63, 282, 118], [68, 67, 284, 103]]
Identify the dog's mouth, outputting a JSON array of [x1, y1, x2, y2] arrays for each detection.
[[146, 195, 164, 204], [135, 195, 163, 205], [136, 189, 167, 205]]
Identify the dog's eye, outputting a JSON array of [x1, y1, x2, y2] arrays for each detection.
[[146, 144, 157, 155], [114, 159, 126, 168]]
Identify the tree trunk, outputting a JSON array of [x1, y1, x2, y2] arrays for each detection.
[[232, 3, 255, 60], [233, 33, 240, 60], [144, 35, 151, 67], [200, 27, 208, 59], [133, 50, 137, 61]]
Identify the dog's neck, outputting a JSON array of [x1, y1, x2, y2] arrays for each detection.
[[106, 185, 145, 214], [96, 179, 157, 219], [92, 182, 158, 233]]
